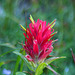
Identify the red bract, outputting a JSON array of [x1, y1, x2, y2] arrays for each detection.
[[22, 16, 57, 63]]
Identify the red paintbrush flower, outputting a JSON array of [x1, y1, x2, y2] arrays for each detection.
[[21, 15, 57, 63]]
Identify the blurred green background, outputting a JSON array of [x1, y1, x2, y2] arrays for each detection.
[[0, 0, 75, 75]]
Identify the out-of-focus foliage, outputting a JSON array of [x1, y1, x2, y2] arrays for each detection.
[[0, 0, 75, 75]]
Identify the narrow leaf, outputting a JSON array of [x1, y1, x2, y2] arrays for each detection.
[[45, 56, 66, 65], [0, 49, 16, 57], [13, 55, 21, 75], [0, 43, 16, 49]]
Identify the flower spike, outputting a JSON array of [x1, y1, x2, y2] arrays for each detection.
[[22, 16, 57, 63]]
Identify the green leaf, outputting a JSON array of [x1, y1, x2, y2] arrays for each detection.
[[0, 60, 16, 67], [0, 49, 16, 57], [20, 50, 25, 72], [13, 51, 35, 72], [0, 62, 5, 67], [45, 56, 66, 65], [46, 65, 60, 75], [16, 72, 26, 75], [13, 55, 21, 75], [35, 63, 47, 75], [0, 43, 16, 49]]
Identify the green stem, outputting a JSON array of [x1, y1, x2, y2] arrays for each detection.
[[20, 50, 25, 72], [13, 55, 21, 75], [20, 59, 24, 72]]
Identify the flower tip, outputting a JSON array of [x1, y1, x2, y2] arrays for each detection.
[[52, 39, 58, 43], [19, 24, 22, 27], [54, 19, 57, 21], [56, 39, 58, 41], [49, 19, 56, 26], [53, 19, 56, 24], [29, 14, 31, 19], [51, 31, 58, 36], [55, 39, 58, 42], [29, 14, 34, 24], [20, 24, 27, 32]]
